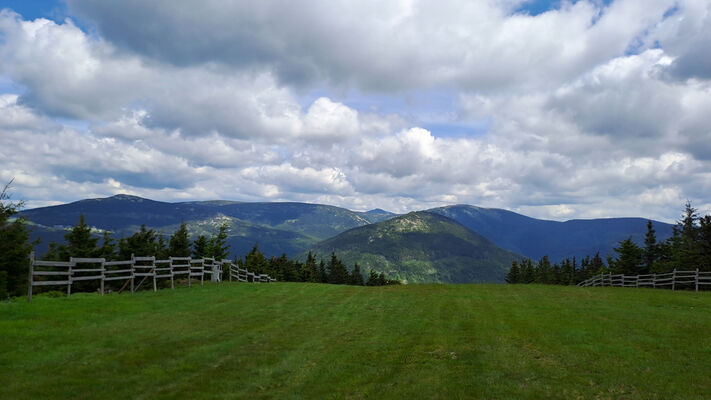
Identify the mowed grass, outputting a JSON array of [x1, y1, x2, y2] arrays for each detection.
[[1, 283, 710, 399]]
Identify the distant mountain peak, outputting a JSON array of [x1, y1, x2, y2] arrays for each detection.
[[106, 194, 146, 201]]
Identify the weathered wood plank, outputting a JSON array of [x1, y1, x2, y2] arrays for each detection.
[[32, 280, 70, 286], [33, 260, 74, 267], [33, 271, 71, 276], [70, 257, 106, 263], [72, 275, 102, 281]]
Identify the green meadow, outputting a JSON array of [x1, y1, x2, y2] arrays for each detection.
[[1, 283, 709, 399]]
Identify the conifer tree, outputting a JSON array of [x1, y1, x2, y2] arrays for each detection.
[[118, 225, 157, 259], [0, 181, 33, 297], [520, 258, 535, 283], [244, 244, 268, 274], [699, 215, 711, 272], [63, 214, 99, 258], [169, 222, 191, 257], [366, 269, 379, 286], [210, 223, 230, 260], [677, 201, 701, 270], [327, 253, 349, 284], [97, 231, 116, 261], [192, 235, 210, 258], [643, 220, 658, 274], [155, 235, 169, 259], [302, 251, 319, 282], [349, 263, 365, 286], [318, 260, 328, 283], [506, 261, 520, 283], [535, 256, 554, 284], [377, 272, 387, 285], [611, 238, 643, 275]]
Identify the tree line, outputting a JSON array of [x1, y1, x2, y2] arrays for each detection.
[[507, 202, 711, 285], [235, 245, 400, 286]]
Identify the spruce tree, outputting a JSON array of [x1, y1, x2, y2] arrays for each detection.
[[210, 223, 230, 260], [169, 222, 191, 257], [97, 231, 116, 261], [520, 259, 535, 283], [677, 201, 701, 270], [505, 261, 520, 283], [535, 256, 554, 284], [118, 225, 157, 259], [192, 235, 210, 259], [318, 260, 328, 283], [244, 244, 268, 274], [327, 253, 349, 284], [366, 269, 379, 286], [349, 263, 365, 286], [643, 220, 658, 274], [0, 182, 33, 297], [611, 238, 643, 275], [302, 251, 319, 282], [63, 214, 99, 258], [155, 235, 169, 259]]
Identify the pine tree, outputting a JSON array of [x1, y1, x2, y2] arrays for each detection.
[[590, 252, 605, 274], [155, 235, 169, 259], [349, 263, 365, 286], [535, 256, 554, 284], [642, 220, 658, 274], [210, 223, 230, 260], [118, 225, 157, 259], [611, 238, 643, 275], [520, 258, 536, 283], [560, 258, 575, 285], [327, 253, 349, 284], [63, 214, 99, 258], [505, 261, 520, 283], [192, 235, 210, 259], [96, 231, 116, 261], [318, 260, 328, 283], [0, 181, 33, 297], [169, 222, 191, 257], [677, 201, 701, 270], [302, 251, 319, 282], [244, 244, 268, 274], [699, 215, 711, 272], [366, 269, 379, 286]]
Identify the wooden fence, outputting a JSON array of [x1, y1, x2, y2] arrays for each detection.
[[577, 269, 711, 291], [228, 263, 276, 283], [27, 252, 275, 302]]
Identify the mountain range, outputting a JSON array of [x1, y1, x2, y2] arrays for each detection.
[[18, 194, 675, 282]]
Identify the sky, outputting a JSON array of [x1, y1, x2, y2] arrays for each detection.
[[0, 0, 709, 222]]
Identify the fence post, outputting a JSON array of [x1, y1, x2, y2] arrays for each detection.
[[170, 258, 175, 290], [27, 251, 34, 303], [696, 268, 699, 292], [67, 261, 72, 297], [100, 259, 105, 296], [130, 254, 135, 294], [653, 273, 656, 288], [672, 269, 676, 291]]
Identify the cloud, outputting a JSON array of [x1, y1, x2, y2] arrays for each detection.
[[65, 0, 676, 92], [0, 2, 710, 223]]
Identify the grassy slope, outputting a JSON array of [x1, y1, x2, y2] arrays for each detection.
[[1, 283, 710, 399]]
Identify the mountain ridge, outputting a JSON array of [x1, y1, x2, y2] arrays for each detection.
[[306, 211, 521, 283]]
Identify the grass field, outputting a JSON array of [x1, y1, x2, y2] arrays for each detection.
[[1, 283, 710, 399]]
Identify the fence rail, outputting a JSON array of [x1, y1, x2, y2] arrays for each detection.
[[27, 252, 275, 302], [577, 269, 711, 291]]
